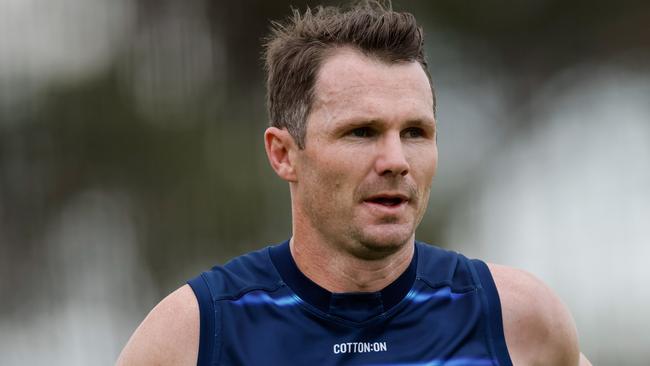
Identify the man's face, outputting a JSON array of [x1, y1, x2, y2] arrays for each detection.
[[293, 48, 437, 258]]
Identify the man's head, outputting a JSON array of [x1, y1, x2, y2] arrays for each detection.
[[264, 0, 435, 149], [264, 1, 437, 259]]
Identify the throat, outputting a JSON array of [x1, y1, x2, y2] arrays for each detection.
[[268, 239, 418, 320], [292, 238, 414, 293]]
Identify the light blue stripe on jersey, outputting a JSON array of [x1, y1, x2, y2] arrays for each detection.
[[406, 286, 474, 303], [188, 241, 513, 365], [230, 290, 301, 307], [368, 357, 495, 366]]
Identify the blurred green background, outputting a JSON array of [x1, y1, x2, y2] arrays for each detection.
[[1, 0, 649, 364]]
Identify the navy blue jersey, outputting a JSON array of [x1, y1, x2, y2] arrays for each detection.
[[188, 241, 512, 365]]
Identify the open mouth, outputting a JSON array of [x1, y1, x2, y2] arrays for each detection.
[[365, 195, 408, 207]]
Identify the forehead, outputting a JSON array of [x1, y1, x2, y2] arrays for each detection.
[[309, 48, 434, 127]]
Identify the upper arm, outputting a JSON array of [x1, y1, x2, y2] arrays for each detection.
[[116, 284, 199, 366], [488, 264, 586, 366]]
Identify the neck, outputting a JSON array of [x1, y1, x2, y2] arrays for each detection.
[[289, 234, 415, 293]]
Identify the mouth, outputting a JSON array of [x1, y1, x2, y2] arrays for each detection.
[[363, 193, 409, 207]]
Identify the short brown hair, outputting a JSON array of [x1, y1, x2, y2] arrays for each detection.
[[263, 0, 434, 148]]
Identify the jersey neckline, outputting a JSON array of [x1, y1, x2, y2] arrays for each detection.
[[268, 240, 418, 323]]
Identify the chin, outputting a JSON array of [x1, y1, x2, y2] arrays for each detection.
[[352, 225, 414, 259]]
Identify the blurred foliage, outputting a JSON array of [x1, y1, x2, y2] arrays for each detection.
[[1, 0, 649, 307]]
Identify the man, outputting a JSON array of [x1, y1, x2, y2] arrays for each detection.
[[118, 2, 591, 365]]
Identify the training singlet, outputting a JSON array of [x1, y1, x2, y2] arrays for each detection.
[[187, 241, 512, 365]]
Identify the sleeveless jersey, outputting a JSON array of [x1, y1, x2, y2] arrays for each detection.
[[187, 241, 512, 365]]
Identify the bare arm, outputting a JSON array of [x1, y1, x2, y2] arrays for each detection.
[[488, 264, 591, 366], [116, 284, 199, 366]]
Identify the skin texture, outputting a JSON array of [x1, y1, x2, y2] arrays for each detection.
[[490, 264, 592, 366], [116, 48, 591, 365], [266, 47, 437, 292], [116, 285, 198, 366]]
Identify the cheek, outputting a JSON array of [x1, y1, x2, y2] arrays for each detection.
[[317, 154, 359, 183], [302, 146, 371, 202], [303, 157, 350, 202], [427, 146, 439, 176], [429, 158, 438, 178], [412, 150, 438, 180]]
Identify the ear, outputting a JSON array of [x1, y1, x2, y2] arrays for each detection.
[[264, 127, 298, 182]]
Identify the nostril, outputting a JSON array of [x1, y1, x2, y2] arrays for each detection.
[[379, 168, 408, 177], [379, 165, 409, 177]]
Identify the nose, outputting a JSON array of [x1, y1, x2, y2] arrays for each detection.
[[375, 132, 409, 177]]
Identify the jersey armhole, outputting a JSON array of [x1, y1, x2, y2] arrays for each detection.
[[469, 259, 513, 366], [188, 274, 217, 366]]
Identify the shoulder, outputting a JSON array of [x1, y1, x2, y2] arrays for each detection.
[[116, 284, 199, 366], [487, 263, 581, 366]]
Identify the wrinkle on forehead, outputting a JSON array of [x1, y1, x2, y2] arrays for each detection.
[[309, 48, 434, 129], [313, 88, 434, 130]]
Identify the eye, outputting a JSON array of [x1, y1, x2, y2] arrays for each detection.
[[350, 127, 375, 138], [402, 127, 425, 138]]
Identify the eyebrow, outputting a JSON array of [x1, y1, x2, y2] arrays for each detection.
[[332, 116, 436, 133], [404, 118, 436, 130]]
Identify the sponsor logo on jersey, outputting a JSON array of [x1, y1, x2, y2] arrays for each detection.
[[332, 341, 388, 354]]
